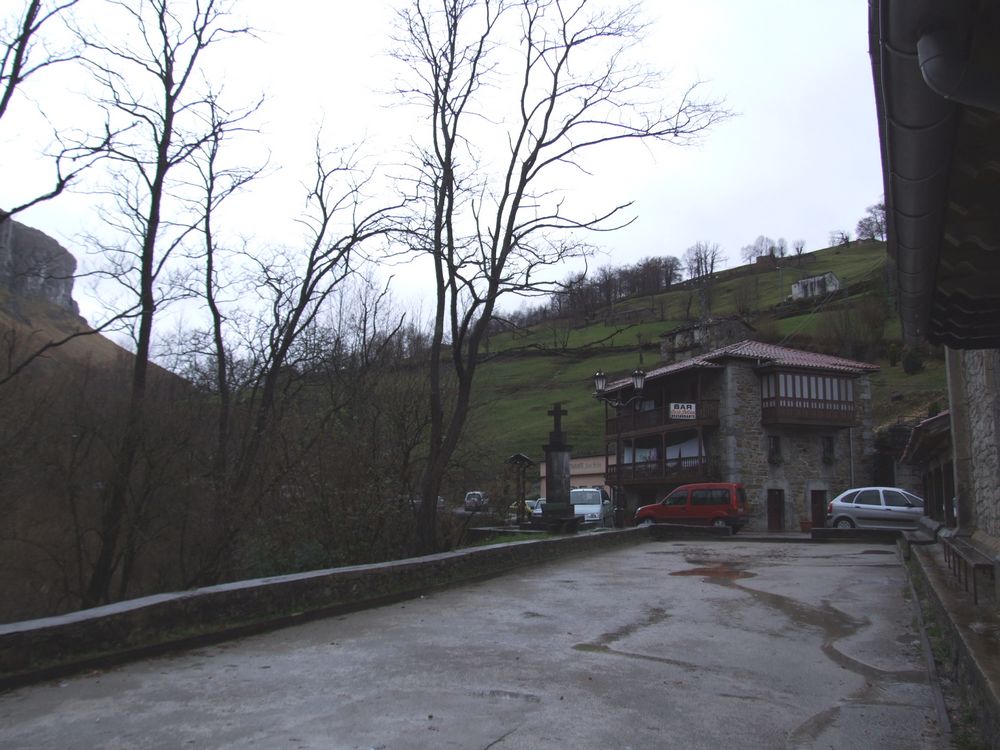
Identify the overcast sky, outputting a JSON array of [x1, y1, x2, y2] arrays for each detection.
[[4, 1, 884, 322]]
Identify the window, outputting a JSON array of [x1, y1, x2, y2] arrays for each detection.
[[692, 489, 731, 506], [767, 435, 782, 464], [883, 490, 911, 508], [884, 489, 922, 508], [663, 490, 687, 506], [854, 489, 882, 506], [822, 436, 835, 464]]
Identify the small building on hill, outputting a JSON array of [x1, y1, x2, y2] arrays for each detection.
[[658, 316, 754, 363], [791, 272, 841, 301], [596, 339, 881, 530]]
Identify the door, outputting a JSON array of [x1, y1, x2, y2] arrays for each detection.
[[767, 489, 785, 531], [654, 488, 689, 522], [810, 490, 827, 527], [851, 488, 885, 527]]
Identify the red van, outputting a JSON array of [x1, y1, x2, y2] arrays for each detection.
[[633, 482, 748, 532]]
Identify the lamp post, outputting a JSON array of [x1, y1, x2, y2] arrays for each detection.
[[593, 368, 646, 528]]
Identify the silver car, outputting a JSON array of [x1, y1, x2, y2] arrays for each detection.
[[826, 486, 924, 529], [569, 488, 613, 528]]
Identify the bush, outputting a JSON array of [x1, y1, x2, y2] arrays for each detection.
[[902, 347, 925, 374], [888, 342, 899, 367]]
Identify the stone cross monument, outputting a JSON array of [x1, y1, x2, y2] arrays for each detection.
[[541, 402, 577, 531]]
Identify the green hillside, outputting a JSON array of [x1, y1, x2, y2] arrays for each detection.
[[468, 241, 946, 467]]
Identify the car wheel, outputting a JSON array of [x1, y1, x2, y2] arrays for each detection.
[[712, 518, 727, 529], [834, 517, 855, 529], [636, 518, 653, 527]]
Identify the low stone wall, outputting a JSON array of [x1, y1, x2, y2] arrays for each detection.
[[0, 528, 646, 688], [908, 544, 1000, 748]]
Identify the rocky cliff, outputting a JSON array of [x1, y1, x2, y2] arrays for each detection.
[[0, 218, 80, 315]]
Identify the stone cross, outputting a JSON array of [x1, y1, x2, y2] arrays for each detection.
[[547, 402, 570, 451]]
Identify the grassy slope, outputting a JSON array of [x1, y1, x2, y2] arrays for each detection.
[[471, 241, 947, 463], [0, 290, 133, 370]]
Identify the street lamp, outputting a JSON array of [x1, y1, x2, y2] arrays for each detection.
[[593, 368, 646, 528]]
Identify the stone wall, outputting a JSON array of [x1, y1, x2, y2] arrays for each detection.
[[959, 348, 1000, 543], [0, 529, 646, 684], [719, 362, 876, 530]]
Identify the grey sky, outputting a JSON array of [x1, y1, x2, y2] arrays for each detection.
[[4, 1, 883, 321]]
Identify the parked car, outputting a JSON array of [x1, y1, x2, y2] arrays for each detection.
[[406, 495, 446, 514], [826, 487, 924, 529], [569, 488, 613, 528], [463, 491, 489, 512], [633, 482, 747, 531], [507, 498, 537, 521], [531, 498, 546, 519]]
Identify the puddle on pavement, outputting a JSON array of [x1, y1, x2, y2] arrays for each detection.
[[670, 563, 755, 581]]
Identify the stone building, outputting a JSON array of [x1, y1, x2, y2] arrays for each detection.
[[658, 316, 754, 363], [900, 410, 955, 527], [870, 0, 1000, 560], [597, 339, 879, 530], [538, 453, 611, 498], [791, 272, 841, 301]]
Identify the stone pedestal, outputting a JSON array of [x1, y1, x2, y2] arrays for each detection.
[[538, 403, 579, 533]]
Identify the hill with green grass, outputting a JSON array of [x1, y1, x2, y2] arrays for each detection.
[[467, 241, 947, 464]]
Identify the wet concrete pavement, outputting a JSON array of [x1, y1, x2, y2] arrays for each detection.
[[0, 540, 947, 749]]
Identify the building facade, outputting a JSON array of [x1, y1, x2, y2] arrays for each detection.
[[870, 0, 1000, 561], [599, 339, 879, 530]]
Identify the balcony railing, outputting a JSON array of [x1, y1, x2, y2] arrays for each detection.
[[760, 397, 856, 426], [607, 400, 719, 435], [607, 456, 719, 486]]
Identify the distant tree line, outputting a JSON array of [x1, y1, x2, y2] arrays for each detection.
[[502, 255, 684, 328]]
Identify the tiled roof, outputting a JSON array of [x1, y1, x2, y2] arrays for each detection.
[[703, 339, 880, 375], [871, 1, 1000, 348], [606, 339, 878, 391]]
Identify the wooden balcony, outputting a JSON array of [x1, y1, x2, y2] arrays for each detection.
[[607, 456, 720, 487], [607, 400, 719, 436], [760, 397, 857, 427]]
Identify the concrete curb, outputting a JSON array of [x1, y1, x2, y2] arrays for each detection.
[[0, 528, 647, 691]]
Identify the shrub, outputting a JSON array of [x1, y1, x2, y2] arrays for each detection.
[[902, 347, 925, 374], [888, 342, 899, 367]]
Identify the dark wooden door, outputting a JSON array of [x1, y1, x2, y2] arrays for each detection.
[[767, 489, 785, 531], [811, 490, 827, 527]]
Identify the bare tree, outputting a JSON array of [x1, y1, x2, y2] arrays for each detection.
[[829, 229, 851, 247], [739, 234, 773, 265], [394, 0, 727, 552], [78, 0, 257, 605], [684, 241, 722, 280], [0, 0, 94, 220], [855, 200, 886, 241], [792, 238, 806, 259], [186, 142, 400, 583]]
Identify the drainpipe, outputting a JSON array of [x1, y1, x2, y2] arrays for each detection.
[[917, 27, 1000, 113], [849, 428, 855, 487]]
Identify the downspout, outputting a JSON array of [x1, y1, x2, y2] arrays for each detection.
[[917, 27, 1000, 113], [849, 427, 855, 487]]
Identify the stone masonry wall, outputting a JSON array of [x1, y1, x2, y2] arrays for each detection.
[[961, 348, 1000, 544], [720, 362, 876, 530]]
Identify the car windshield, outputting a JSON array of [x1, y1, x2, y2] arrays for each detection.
[[570, 489, 602, 505]]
